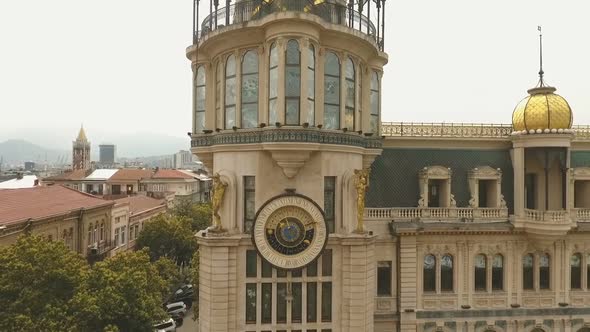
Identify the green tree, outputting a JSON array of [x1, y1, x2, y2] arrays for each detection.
[[73, 250, 168, 332], [154, 256, 183, 294], [135, 214, 197, 265], [190, 249, 200, 319], [170, 199, 212, 231], [0, 235, 89, 332]]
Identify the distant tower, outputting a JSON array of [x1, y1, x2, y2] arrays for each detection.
[[99, 144, 116, 164], [72, 125, 91, 170]]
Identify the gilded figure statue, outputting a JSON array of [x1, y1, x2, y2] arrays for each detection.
[[354, 169, 370, 233], [210, 173, 228, 232]]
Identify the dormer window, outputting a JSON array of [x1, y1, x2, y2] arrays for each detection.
[[418, 166, 452, 208], [468, 166, 503, 208]]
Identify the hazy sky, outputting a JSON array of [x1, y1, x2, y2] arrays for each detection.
[[1, 0, 589, 141]]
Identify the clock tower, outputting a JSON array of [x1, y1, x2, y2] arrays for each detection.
[[188, 1, 388, 330]]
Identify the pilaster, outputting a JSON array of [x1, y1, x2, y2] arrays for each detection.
[[197, 234, 241, 332], [340, 234, 376, 332], [399, 234, 418, 332]]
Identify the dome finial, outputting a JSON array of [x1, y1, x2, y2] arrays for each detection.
[[537, 25, 545, 87]]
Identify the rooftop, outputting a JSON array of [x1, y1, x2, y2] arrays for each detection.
[[0, 186, 113, 225], [152, 169, 195, 180], [0, 175, 38, 189], [43, 169, 91, 181], [107, 169, 154, 182], [114, 195, 166, 215], [85, 169, 119, 181]]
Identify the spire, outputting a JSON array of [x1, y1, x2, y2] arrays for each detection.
[[537, 26, 546, 87], [77, 124, 88, 141]]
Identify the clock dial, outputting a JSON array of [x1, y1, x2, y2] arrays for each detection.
[[253, 195, 327, 270]]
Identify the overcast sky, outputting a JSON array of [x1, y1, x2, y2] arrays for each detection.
[[1, 0, 589, 141]]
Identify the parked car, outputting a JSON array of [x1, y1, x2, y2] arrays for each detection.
[[174, 284, 194, 297], [170, 312, 184, 327], [165, 301, 187, 317], [169, 284, 194, 308], [153, 318, 176, 332]]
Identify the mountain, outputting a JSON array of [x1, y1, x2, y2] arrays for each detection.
[[0, 139, 68, 164]]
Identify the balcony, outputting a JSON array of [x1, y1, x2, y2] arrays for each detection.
[[524, 209, 569, 223], [87, 240, 112, 258], [364, 207, 509, 222], [194, 0, 383, 50], [574, 208, 590, 222]]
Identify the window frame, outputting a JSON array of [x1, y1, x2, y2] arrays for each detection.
[[284, 39, 301, 126], [194, 65, 206, 133], [344, 56, 355, 131], [323, 52, 341, 130], [224, 54, 237, 129], [240, 50, 259, 129]]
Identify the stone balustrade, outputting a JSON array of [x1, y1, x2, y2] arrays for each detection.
[[524, 209, 569, 223], [574, 208, 590, 222], [364, 207, 509, 222]]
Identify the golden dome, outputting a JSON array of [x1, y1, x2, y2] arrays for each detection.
[[512, 86, 573, 132]]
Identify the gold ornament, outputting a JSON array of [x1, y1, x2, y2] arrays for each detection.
[[211, 173, 228, 231], [354, 168, 370, 233]]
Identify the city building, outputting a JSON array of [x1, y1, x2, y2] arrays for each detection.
[[99, 144, 116, 164], [82, 169, 119, 195], [105, 168, 153, 196], [41, 169, 90, 191], [187, 1, 590, 332], [173, 150, 194, 169], [0, 186, 114, 258], [142, 169, 205, 202], [24, 161, 35, 171], [111, 195, 166, 255], [72, 126, 91, 171]]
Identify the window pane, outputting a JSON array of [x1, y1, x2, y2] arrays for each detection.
[[377, 261, 392, 296], [226, 55, 236, 75], [241, 74, 259, 103], [244, 176, 255, 233], [324, 105, 340, 130], [262, 259, 272, 278], [345, 107, 354, 130], [292, 282, 302, 323], [539, 254, 550, 290], [571, 254, 582, 289], [268, 99, 278, 125], [306, 99, 315, 125], [492, 254, 503, 291], [196, 85, 206, 110], [246, 250, 257, 278], [306, 45, 315, 126], [292, 268, 302, 278], [307, 282, 317, 322], [261, 283, 272, 324], [195, 110, 205, 133], [441, 255, 453, 292], [246, 283, 256, 324], [423, 255, 436, 292], [277, 268, 287, 278], [225, 77, 236, 105], [286, 99, 300, 125], [325, 53, 339, 76], [475, 254, 486, 291], [277, 283, 287, 323], [225, 106, 236, 129], [242, 51, 258, 74], [523, 254, 534, 290], [269, 43, 278, 67], [285, 66, 301, 97], [197, 66, 206, 85], [307, 260, 317, 277], [370, 114, 379, 134], [322, 249, 332, 276], [241, 103, 258, 129], [286, 40, 300, 64], [324, 76, 340, 105], [269, 68, 278, 98], [321, 282, 332, 322]]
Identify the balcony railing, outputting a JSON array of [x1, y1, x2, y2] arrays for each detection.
[[574, 208, 590, 222], [195, 0, 383, 50], [87, 240, 112, 256], [365, 207, 509, 222], [524, 209, 569, 223]]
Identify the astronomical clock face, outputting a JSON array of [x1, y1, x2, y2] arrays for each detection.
[[252, 195, 327, 270]]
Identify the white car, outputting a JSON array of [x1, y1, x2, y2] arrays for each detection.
[[153, 318, 176, 332], [165, 301, 187, 316]]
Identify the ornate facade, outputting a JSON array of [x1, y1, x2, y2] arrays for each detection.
[[188, 1, 590, 331]]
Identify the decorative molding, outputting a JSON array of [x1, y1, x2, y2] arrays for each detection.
[[419, 166, 452, 180]]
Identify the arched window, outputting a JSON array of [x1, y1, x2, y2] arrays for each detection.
[[285, 40, 301, 125], [475, 254, 487, 291], [268, 43, 279, 125], [370, 71, 380, 134], [224, 54, 237, 129], [306, 44, 315, 125], [523, 254, 534, 290], [571, 253, 582, 289], [441, 254, 453, 291], [324, 52, 340, 129], [87, 223, 92, 244], [241, 50, 259, 128], [423, 254, 436, 292], [492, 254, 504, 290], [93, 223, 98, 244], [344, 57, 355, 130], [539, 253, 550, 289], [195, 66, 206, 132], [100, 222, 104, 242]]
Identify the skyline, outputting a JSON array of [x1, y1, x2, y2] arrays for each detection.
[[1, 0, 589, 139]]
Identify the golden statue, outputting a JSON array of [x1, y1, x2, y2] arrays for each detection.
[[210, 173, 228, 232], [354, 168, 370, 233]]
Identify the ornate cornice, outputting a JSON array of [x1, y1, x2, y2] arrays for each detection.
[[191, 128, 383, 149]]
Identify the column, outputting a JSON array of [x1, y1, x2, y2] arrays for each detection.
[[340, 234, 376, 332], [512, 147, 525, 218]]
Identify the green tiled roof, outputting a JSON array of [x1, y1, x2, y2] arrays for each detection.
[[367, 148, 514, 213]]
